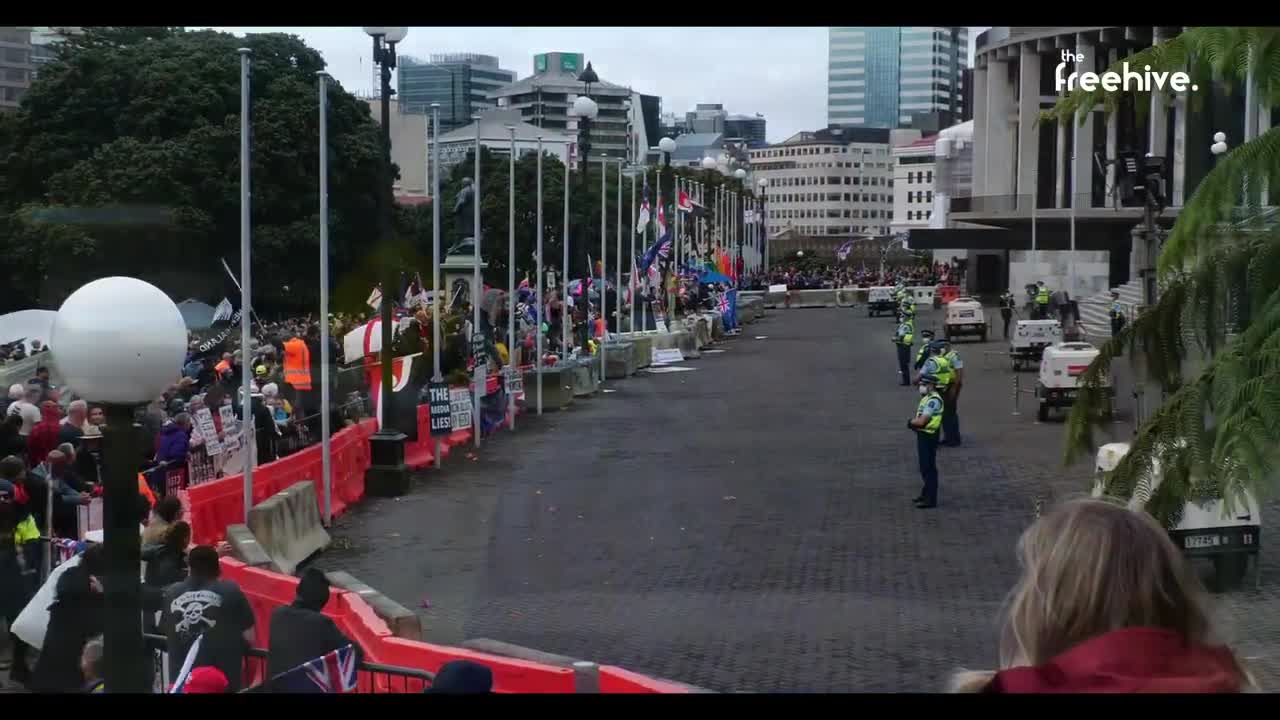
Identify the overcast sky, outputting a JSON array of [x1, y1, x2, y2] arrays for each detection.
[[206, 27, 985, 143]]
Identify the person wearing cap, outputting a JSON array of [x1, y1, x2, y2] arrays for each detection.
[[914, 329, 936, 372], [266, 568, 363, 684], [424, 660, 494, 694], [892, 310, 915, 387], [938, 340, 964, 447], [180, 665, 230, 693], [908, 373, 945, 509]]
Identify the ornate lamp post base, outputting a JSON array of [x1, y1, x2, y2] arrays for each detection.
[[365, 429, 410, 496]]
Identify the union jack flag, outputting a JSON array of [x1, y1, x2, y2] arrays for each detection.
[[718, 293, 730, 314], [271, 645, 358, 693]]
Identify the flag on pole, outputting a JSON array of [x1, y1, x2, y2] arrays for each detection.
[[637, 235, 671, 274], [635, 175, 650, 233], [366, 285, 383, 311], [678, 190, 693, 213], [211, 297, 234, 323], [656, 195, 667, 241], [269, 645, 359, 693]]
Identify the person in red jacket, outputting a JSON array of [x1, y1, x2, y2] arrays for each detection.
[[949, 498, 1253, 694]]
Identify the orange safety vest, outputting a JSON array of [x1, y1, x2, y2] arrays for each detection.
[[282, 337, 313, 391], [215, 359, 231, 378]]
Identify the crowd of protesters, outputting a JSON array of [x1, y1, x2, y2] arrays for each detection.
[[740, 258, 963, 291]]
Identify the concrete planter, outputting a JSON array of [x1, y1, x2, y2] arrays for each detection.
[[571, 357, 599, 397], [522, 366, 574, 410], [674, 330, 700, 359], [711, 313, 726, 340]]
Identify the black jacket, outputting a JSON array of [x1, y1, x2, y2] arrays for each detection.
[[266, 603, 363, 682], [32, 565, 105, 693]]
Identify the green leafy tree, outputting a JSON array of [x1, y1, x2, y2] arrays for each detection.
[[1047, 27, 1280, 526], [0, 27, 385, 316]]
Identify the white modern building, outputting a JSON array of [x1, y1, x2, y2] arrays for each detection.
[[903, 26, 1256, 306], [748, 126, 921, 239], [828, 27, 969, 130], [431, 109, 574, 173], [891, 135, 938, 235]]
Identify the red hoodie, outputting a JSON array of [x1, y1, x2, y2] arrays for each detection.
[[986, 627, 1245, 693]]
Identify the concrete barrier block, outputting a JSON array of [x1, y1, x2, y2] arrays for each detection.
[[629, 335, 653, 368], [325, 570, 422, 641], [571, 360, 596, 397], [674, 331, 700, 359], [604, 342, 636, 378], [523, 366, 574, 410], [694, 318, 712, 348], [246, 481, 331, 576], [650, 332, 678, 351], [711, 313, 726, 340], [795, 289, 837, 307], [225, 524, 273, 569]]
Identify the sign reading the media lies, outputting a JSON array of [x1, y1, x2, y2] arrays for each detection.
[[428, 382, 452, 437]]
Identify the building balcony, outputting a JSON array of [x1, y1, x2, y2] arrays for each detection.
[[949, 193, 1182, 225]]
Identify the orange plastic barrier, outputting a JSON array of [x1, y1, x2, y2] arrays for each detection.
[[936, 285, 960, 305], [220, 557, 576, 693], [598, 666, 693, 693], [187, 419, 377, 546]]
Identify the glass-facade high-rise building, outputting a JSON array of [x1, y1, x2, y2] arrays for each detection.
[[828, 27, 968, 130], [397, 53, 516, 132]]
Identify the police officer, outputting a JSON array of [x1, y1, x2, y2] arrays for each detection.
[[999, 290, 1016, 339], [914, 329, 935, 372], [908, 373, 944, 509], [899, 291, 916, 322], [1109, 291, 1125, 356], [1034, 281, 1051, 320], [893, 282, 907, 321], [938, 339, 963, 447], [893, 312, 915, 386]]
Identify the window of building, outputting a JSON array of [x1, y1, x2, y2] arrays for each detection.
[[827, 193, 841, 202], [926, 170, 933, 184], [827, 209, 841, 218], [926, 191, 933, 203], [852, 177, 860, 186], [926, 210, 932, 219], [827, 176, 841, 185]]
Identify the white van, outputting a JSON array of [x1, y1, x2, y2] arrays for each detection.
[[1010, 319, 1062, 370], [1036, 342, 1109, 421], [867, 286, 897, 317], [943, 297, 987, 342], [1093, 442, 1261, 590]]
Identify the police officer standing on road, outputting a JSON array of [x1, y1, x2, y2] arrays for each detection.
[[908, 373, 944, 509], [893, 312, 915, 386], [999, 290, 1016, 339], [1109, 291, 1126, 356], [1034, 281, 1051, 320], [938, 340, 963, 447], [914, 341, 955, 444], [914, 329, 935, 371]]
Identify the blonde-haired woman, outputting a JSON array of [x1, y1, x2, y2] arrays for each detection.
[[951, 498, 1253, 693]]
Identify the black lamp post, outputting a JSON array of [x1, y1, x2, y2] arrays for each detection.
[[572, 62, 599, 354], [363, 26, 410, 496], [757, 177, 769, 273]]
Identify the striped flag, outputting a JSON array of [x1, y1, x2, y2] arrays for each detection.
[[635, 176, 650, 234]]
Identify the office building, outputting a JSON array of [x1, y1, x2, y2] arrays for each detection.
[[748, 126, 921, 239], [827, 27, 968, 130], [490, 53, 659, 163], [367, 98, 427, 196], [29, 26, 79, 78], [0, 27, 32, 113], [725, 114, 767, 147], [890, 136, 938, 236], [397, 53, 516, 133]]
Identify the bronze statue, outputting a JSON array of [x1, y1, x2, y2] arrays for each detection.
[[448, 177, 476, 256]]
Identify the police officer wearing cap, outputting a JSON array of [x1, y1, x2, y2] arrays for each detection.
[[937, 339, 963, 447], [914, 329, 935, 372], [893, 312, 915, 386], [914, 341, 955, 446], [908, 373, 944, 508]]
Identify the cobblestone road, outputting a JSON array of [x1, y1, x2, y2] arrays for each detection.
[[323, 307, 1280, 692]]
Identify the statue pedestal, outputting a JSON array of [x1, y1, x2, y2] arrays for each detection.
[[442, 252, 489, 310]]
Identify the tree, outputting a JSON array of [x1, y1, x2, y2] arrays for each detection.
[[0, 27, 385, 316], [1048, 27, 1280, 526]]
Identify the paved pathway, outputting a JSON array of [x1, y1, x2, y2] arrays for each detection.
[[324, 307, 1280, 692]]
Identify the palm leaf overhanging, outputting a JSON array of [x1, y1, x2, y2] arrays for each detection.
[[1051, 27, 1280, 526]]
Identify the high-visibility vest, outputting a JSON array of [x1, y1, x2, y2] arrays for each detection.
[[1036, 287, 1050, 305], [896, 319, 914, 346], [930, 354, 954, 389], [916, 391, 943, 435], [283, 338, 313, 391], [215, 359, 231, 377]]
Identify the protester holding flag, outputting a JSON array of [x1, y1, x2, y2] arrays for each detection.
[[31, 544, 105, 693], [266, 568, 363, 686]]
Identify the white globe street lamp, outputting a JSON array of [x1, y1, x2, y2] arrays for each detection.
[[658, 136, 676, 154], [734, 168, 747, 180], [1211, 131, 1228, 156], [52, 276, 186, 693], [701, 156, 717, 170], [571, 95, 599, 120], [362, 26, 408, 44]]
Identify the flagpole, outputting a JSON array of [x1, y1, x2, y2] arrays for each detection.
[[643, 168, 650, 332], [629, 169, 637, 333], [656, 164, 664, 323], [562, 157, 570, 359], [674, 174, 681, 318], [599, 158, 607, 383], [472, 115, 482, 450], [535, 136, 544, 415], [317, 70, 332, 527], [431, 103, 443, 469], [238, 47, 254, 526], [615, 158, 622, 342], [507, 125, 516, 431]]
